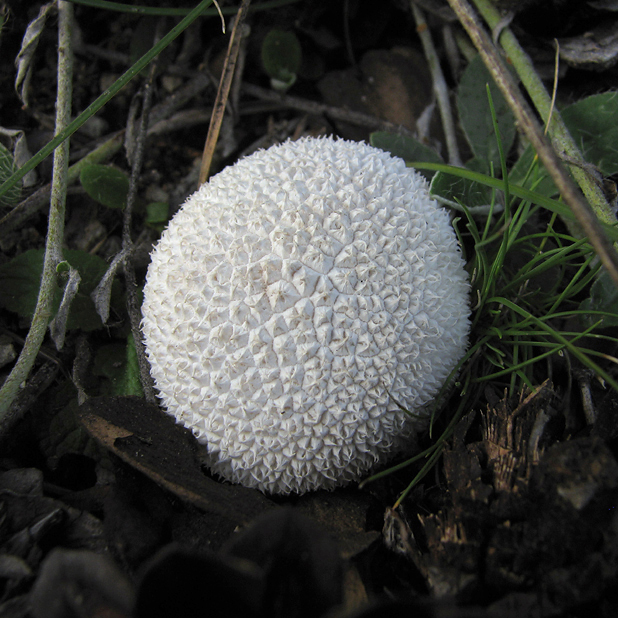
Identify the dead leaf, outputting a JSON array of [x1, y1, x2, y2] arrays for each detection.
[[77, 396, 274, 525], [15, 2, 56, 108], [317, 47, 434, 141], [559, 19, 618, 71]]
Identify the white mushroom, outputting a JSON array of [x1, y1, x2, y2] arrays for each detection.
[[141, 136, 471, 495]]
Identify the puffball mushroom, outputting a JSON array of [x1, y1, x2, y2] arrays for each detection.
[[141, 136, 470, 495]]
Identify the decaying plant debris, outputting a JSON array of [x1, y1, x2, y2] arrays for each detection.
[[385, 384, 618, 610]]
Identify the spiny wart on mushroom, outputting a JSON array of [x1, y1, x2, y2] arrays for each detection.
[[141, 136, 471, 495]]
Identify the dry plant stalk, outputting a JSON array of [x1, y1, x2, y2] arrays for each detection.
[[198, 0, 252, 185], [411, 2, 462, 166]]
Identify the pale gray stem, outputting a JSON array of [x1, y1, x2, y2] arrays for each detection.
[[0, 0, 74, 432], [411, 2, 462, 166]]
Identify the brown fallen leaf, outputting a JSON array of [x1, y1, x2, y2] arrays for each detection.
[[317, 47, 434, 142], [77, 396, 274, 525], [559, 19, 618, 71]]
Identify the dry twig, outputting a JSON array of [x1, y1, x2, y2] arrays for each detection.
[[198, 0, 252, 185]]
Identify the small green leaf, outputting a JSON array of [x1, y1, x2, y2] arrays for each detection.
[[0, 142, 21, 207], [130, 16, 158, 73], [508, 145, 558, 197], [430, 169, 495, 209], [80, 164, 129, 209], [144, 201, 169, 230], [457, 55, 516, 169], [0, 249, 122, 331], [370, 131, 442, 179], [261, 29, 302, 91], [56, 260, 71, 274], [562, 91, 618, 176], [579, 269, 618, 328], [511, 92, 618, 196], [123, 333, 144, 397], [93, 334, 144, 397], [0, 249, 48, 320]]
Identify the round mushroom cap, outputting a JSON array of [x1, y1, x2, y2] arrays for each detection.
[[142, 136, 470, 495]]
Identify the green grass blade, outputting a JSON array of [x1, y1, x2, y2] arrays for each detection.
[[67, 0, 300, 16], [410, 161, 618, 242]]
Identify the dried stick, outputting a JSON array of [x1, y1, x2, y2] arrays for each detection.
[[446, 0, 618, 287], [198, 0, 252, 185], [242, 83, 417, 138]]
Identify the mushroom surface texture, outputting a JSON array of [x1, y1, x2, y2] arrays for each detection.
[[142, 136, 471, 495]]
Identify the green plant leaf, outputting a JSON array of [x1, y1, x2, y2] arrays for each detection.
[[430, 160, 495, 210], [579, 269, 618, 328], [93, 333, 143, 397], [510, 92, 618, 195], [261, 29, 302, 90], [457, 55, 516, 170], [563, 91, 618, 176], [144, 201, 169, 230], [508, 145, 558, 197], [0, 142, 21, 207], [410, 160, 618, 242], [370, 131, 442, 179], [122, 333, 144, 397], [0, 249, 122, 331], [80, 164, 129, 209], [130, 16, 158, 74]]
